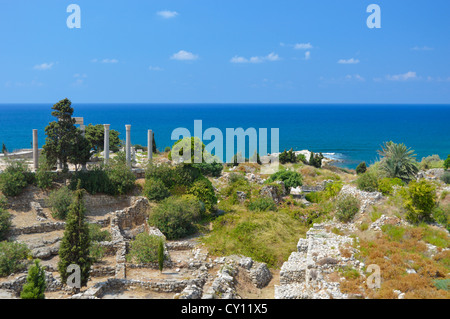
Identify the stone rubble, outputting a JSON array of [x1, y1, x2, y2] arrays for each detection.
[[339, 184, 382, 213], [276, 223, 362, 299]]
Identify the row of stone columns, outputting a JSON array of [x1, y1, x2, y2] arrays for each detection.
[[31, 125, 154, 171]]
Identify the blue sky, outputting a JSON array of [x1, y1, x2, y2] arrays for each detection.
[[0, 0, 449, 104]]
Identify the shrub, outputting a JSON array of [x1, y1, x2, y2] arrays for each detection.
[[356, 162, 367, 175], [143, 178, 171, 202], [267, 170, 303, 189], [20, 259, 46, 299], [148, 196, 203, 240], [106, 156, 136, 195], [309, 152, 324, 168], [47, 186, 73, 220], [127, 233, 166, 264], [187, 177, 217, 213], [433, 205, 450, 232], [0, 241, 30, 277], [441, 172, 450, 185], [403, 180, 437, 224], [0, 208, 11, 241], [35, 155, 55, 190], [443, 155, 450, 170], [70, 159, 136, 196], [335, 195, 360, 223], [377, 177, 404, 195], [88, 223, 111, 242], [433, 279, 450, 292], [248, 197, 277, 212], [192, 162, 223, 177], [356, 171, 379, 192], [305, 192, 322, 204], [164, 146, 171, 153], [145, 163, 175, 188], [0, 161, 29, 197], [421, 155, 443, 170], [297, 153, 307, 164]]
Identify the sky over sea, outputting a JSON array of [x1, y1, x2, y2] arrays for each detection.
[[0, 0, 449, 104]]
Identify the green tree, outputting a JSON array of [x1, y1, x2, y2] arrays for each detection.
[[57, 183, 91, 290], [309, 152, 324, 168], [403, 180, 437, 224], [377, 141, 419, 181], [43, 99, 91, 170], [444, 155, 450, 170], [20, 259, 46, 299], [84, 124, 122, 153], [356, 162, 367, 175], [1, 143, 6, 154]]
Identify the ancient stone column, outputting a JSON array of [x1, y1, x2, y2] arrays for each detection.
[[80, 124, 86, 137], [104, 124, 110, 165], [125, 125, 131, 168], [32, 129, 38, 171], [147, 130, 153, 162]]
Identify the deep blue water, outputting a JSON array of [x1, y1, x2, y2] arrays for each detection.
[[1, 104, 450, 169]]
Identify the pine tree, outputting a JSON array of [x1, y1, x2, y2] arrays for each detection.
[[57, 182, 91, 291], [1, 143, 6, 154], [158, 239, 165, 273], [20, 259, 46, 299]]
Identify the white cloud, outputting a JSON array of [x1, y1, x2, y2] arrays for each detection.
[[231, 53, 280, 64], [304, 51, 311, 60], [294, 43, 313, 50], [101, 59, 119, 64], [33, 62, 54, 71], [157, 10, 179, 19], [411, 46, 434, 51], [345, 74, 365, 82], [338, 58, 360, 64], [265, 52, 280, 61], [91, 59, 119, 64], [386, 71, 417, 81], [149, 66, 164, 71], [171, 50, 199, 61]]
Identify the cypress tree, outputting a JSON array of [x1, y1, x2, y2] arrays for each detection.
[[158, 239, 165, 273], [57, 182, 91, 290], [20, 259, 46, 299]]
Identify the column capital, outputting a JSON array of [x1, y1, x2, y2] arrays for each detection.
[[125, 124, 131, 130], [104, 124, 110, 129]]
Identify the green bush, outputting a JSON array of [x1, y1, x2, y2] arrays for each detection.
[[433, 278, 450, 292], [305, 192, 322, 204], [192, 162, 223, 177], [35, 155, 55, 190], [0, 208, 11, 241], [143, 178, 171, 202], [267, 170, 303, 189], [164, 146, 171, 153], [356, 171, 379, 192], [145, 163, 175, 188], [335, 195, 360, 223], [248, 197, 277, 212], [443, 155, 450, 170], [356, 162, 367, 175], [441, 171, 450, 185], [0, 241, 30, 277], [127, 233, 165, 264], [148, 196, 203, 240], [90, 243, 107, 263], [47, 186, 73, 220], [403, 180, 437, 224], [187, 177, 217, 213], [70, 159, 136, 196], [420, 155, 443, 170], [88, 223, 111, 242], [0, 161, 29, 197], [309, 152, 324, 168], [433, 205, 450, 232], [377, 177, 404, 195], [20, 259, 46, 299]]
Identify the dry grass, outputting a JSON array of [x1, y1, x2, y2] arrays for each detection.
[[356, 225, 450, 299]]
